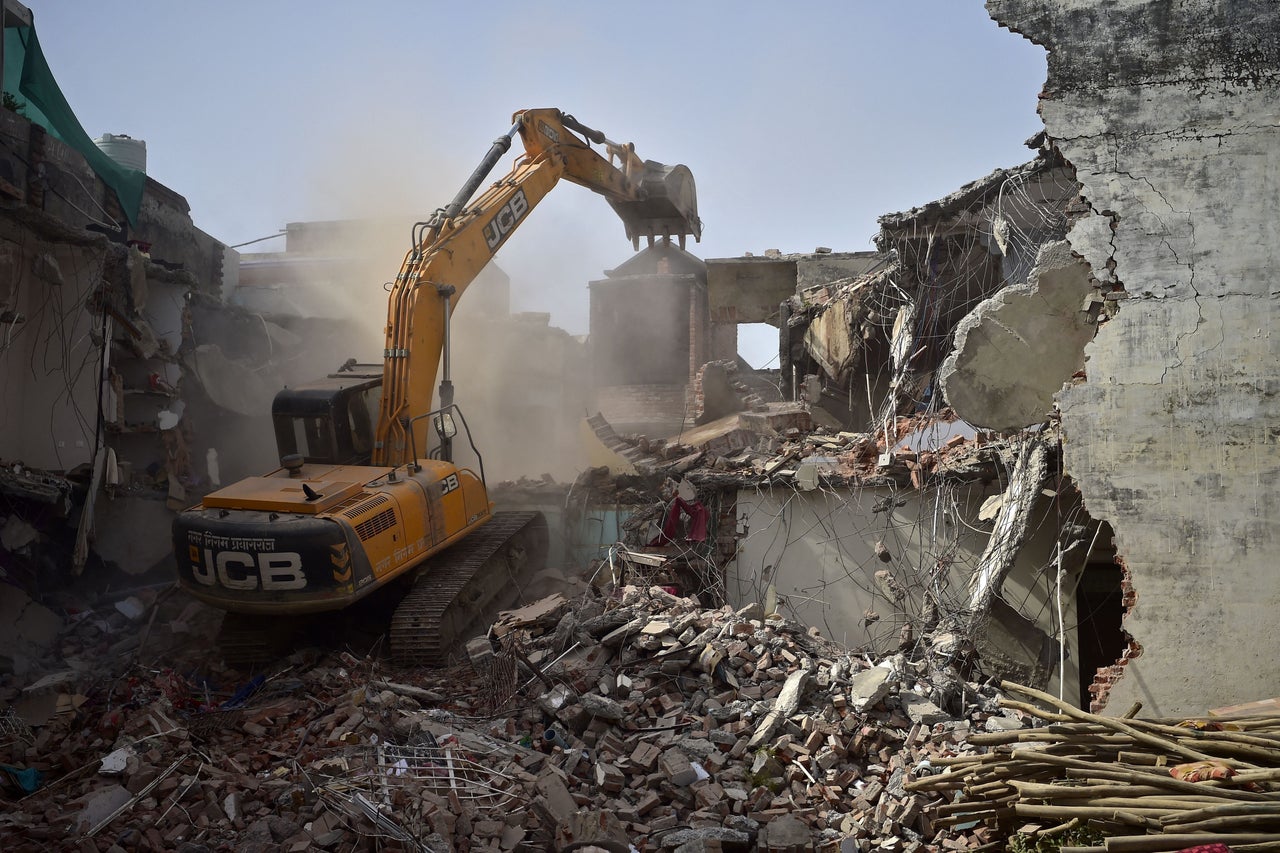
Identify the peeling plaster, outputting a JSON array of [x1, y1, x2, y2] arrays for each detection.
[[989, 0, 1280, 715]]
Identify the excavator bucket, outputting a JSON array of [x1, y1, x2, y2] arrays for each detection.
[[610, 161, 702, 250]]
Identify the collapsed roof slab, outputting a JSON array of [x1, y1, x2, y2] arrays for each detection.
[[706, 251, 882, 325], [940, 241, 1098, 433]]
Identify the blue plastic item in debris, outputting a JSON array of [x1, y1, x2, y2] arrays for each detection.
[[0, 763, 42, 793], [221, 675, 266, 709]]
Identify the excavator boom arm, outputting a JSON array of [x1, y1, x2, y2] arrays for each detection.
[[373, 108, 700, 466]]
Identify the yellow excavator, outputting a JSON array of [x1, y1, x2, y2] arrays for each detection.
[[173, 108, 701, 665]]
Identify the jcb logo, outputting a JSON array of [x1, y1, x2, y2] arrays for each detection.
[[441, 473, 460, 495], [482, 189, 528, 249], [189, 547, 307, 591]]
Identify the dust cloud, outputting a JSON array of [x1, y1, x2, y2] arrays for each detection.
[[243, 116, 636, 482]]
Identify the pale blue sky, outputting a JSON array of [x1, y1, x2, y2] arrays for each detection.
[[33, 1, 1046, 363]]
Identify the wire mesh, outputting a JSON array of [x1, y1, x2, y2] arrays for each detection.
[[350, 740, 524, 811], [0, 707, 34, 745]]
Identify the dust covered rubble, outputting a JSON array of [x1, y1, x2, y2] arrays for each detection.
[[0, 585, 1024, 852]]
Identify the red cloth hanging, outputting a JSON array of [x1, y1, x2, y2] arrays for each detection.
[[649, 496, 709, 545]]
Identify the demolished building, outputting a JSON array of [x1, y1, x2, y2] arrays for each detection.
[[583, 140, 1109, 708], [3, 1, 1280, 850]]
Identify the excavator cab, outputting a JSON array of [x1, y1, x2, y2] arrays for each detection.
[[271, 365, 383, 466]]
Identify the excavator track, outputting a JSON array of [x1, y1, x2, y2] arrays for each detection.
[[217, 611, 299, 670], [390, 511, 549, 666]]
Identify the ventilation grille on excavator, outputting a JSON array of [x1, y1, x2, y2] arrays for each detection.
[[341, 493, 390, 520], [355, 509, 397, 541], [339, 493, 397, 542]]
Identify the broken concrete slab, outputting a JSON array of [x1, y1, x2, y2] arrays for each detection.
[[748, 668, 810, 748], [0, 586, 62, 669], [579, 693, 625, 722], [676, 414, 757, 457], [185, 343, 280, 416], [72, 783, 133, 834], [940, 240, 1096, 432], [662, 826, 752, 851], [898, 690, 950, 727], [849, 665, 895, 712], [739, 403, 813, 436], [760, 814, 815, 853]]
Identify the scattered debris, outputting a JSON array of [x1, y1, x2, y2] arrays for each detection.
[[0, 579, 1032, 851]]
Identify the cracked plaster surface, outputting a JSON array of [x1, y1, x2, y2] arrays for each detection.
[[988, 0, 1280, 715], [940, 241, 1097, 432]]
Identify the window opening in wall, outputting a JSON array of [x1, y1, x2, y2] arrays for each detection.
[[737, 323, 778, 370]]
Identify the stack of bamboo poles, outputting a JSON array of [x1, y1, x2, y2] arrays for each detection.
[[908, 681, 1280, 853]]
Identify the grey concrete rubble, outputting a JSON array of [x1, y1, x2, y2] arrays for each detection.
[[0, 582, 1022, 852], [939, 240, 1098, 433]]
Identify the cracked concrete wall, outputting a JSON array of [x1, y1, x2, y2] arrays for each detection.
[[732, 485, 1084, 705], [0, 229, 107, 470], [941, 241, 1097, 432], [988, 0, 1280, 714]]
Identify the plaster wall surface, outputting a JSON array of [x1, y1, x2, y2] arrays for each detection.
[[988, 0, 1280, 714], [706, 257, 797, 325], [0, 227, 105, 470], [731, 486, 1082, 704]]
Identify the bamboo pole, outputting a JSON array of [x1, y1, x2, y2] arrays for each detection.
[[1009, 781, 1188, 800], [1169, 814, 1280, 833], [1014, 804, 1173, 820], [970, 729, 1130, 747], [1127, 718, 1280, 752], [1105, 833, 1280, 852], [1163, 802, 1280, 826], [1036, 817, 1080, 837], [1061, 766, 1275, 801], [1001, 681, 1233, 765], [1078, 796, 1233, 809], [935, 797, 1017, 815], [931, 753, 1004, 767]]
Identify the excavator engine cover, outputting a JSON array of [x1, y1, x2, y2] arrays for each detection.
[[610, 162, 701, 249]]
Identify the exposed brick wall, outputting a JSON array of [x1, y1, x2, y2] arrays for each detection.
[[690, 359, 769, 423], [689, 282, 708, 385], [715, 490, 739, 568], [709, 322, 739, 364], [1087, 556, 1143, 713]]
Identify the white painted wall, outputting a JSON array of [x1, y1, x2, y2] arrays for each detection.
[[730, 483, 1084, 705]]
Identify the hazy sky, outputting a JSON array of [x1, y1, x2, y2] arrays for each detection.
[[34, 1, 1046, 365]]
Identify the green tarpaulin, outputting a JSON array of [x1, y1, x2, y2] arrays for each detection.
[[3, 22, 144, 225]]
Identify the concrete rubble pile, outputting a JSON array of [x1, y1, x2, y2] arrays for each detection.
[[591, 408, 1017, 494], [0, 582, 1039, 852]]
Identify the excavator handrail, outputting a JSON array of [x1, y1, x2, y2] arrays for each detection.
[[407, 403, 487, 487]]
